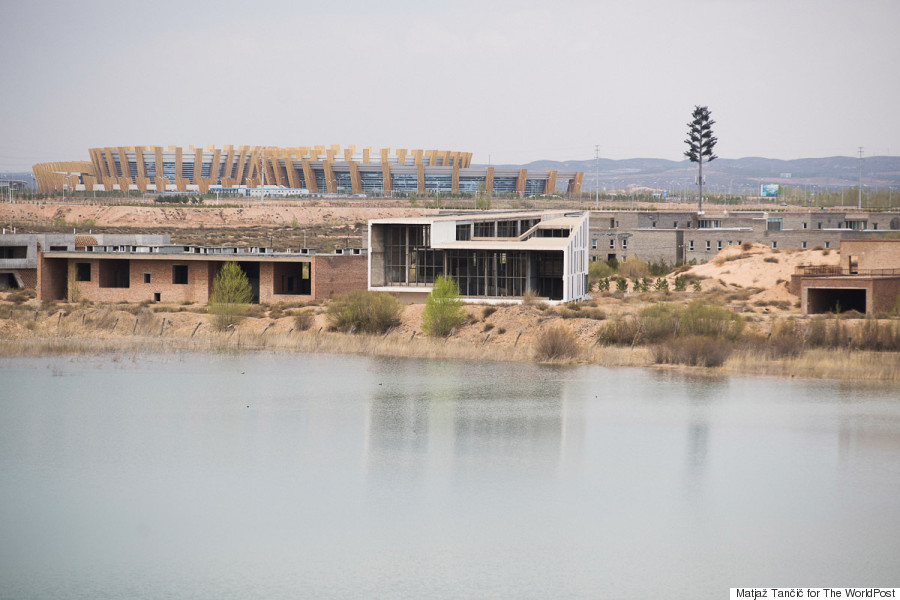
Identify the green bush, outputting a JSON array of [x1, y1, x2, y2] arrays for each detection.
[[209, 262, 252, 330], [647, 260, 673, 277], [598, 301, 744, 346], [327, 290, 402, 334], [422, 275, 467, 337], [589, 261, 615, 287]]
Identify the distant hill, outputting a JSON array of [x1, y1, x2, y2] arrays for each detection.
[[476, 156, 900, 193]]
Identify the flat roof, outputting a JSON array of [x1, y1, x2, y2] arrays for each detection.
[[41, 251, 360, 262], [369, 210, 584, 225]]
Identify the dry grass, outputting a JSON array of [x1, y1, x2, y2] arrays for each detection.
[[2, 298, 898, 381], [534, 325, 579, 361]]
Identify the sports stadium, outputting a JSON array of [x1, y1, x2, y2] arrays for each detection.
[[32, 145, 584, 196]]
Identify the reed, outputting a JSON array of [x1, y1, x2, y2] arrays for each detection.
[[2, 303, 898, 381]]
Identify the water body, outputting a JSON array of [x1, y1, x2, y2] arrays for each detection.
[[1, 353, 898, 598]]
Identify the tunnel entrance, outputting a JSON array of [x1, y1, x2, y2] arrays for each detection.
[[807, 288, 867, 314]]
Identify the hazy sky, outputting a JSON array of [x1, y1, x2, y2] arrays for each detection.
[[1, 0, 898, 170]]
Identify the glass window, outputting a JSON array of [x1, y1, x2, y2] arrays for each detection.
[[473, 222, 495, 238]]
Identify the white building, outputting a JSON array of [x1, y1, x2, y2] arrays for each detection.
[[368, 211, 589, 303]]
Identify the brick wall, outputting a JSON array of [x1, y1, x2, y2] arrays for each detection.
[[61, 258, 213, 304], [38, 256, 67, 301], [872, 278, 900, 313], [840, 239, 900, 271], [313, 255, 367, 299]]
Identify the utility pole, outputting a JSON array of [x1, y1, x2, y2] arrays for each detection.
[[594, 144, 600, 209], [857, 147, 863, 210], [261, 146, 266, 205]]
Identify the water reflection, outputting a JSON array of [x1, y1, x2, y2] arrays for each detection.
[[1, 354, 899, 599], [364, 359, 579, 485]]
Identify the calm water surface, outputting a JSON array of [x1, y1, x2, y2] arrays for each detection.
[[1, 352, 898, 598]]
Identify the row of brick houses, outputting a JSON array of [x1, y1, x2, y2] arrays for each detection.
[[1, 233, 367, 304]]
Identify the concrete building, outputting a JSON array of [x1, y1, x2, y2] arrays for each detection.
[[368, 211, 590, 303], [33, 144, 583, 196], [793, 239, 900, 315], [589, 209, 900, 265], [1, 232, 169, 291]]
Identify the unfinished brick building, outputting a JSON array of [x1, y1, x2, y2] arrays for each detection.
[[793, 239, 900, 314], [35, 240, 367, 305]]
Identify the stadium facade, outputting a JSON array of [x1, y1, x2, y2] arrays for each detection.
[[32, 145, 584, 196]]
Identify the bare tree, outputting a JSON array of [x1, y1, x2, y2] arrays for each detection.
[[684, 105, 718, 213]]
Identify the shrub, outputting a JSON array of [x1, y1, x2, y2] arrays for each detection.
[[763, 256, 779, 263], [678, 300, 745, 340], [647, 259, 673, 277], [534, 325, 579, 361], [654, 278, 669, 292], [674, 275, 687, 292], [327, 290, 402, 334], [767, 319, 804, 358], [615, 278, 628, 292], [596, 316, 641, 346], [293, 309, 314, 331], [589, 260, 615, 285], [482, 305, 497, 319], [619, 256, 649, 280], [741, 241, 754, 251], [652, 335, 733, 367], [209, 262, 252, 330], [8, 291, 28, 305], [482, 323, 494, 332], [692, 281, 702, 292], [522, 288, 541, 306], [422, 275, 467, 337], [598, 301, 744, 347]]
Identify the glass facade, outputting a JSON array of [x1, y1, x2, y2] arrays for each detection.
[[458, 176, 485, 193], [524, 178, 545, 195], [382, 225, 443, 287], [334, 171, 352, 193], [360, 172, 384, 192], [448, 250, 529, 298], [424, 174, 452, 192], [391, 173, 418, 192], [492, 177, 517, 194]]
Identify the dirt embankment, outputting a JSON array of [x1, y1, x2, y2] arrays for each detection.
[[1, 202, 436, 229], [0, 202, 438, 249]]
